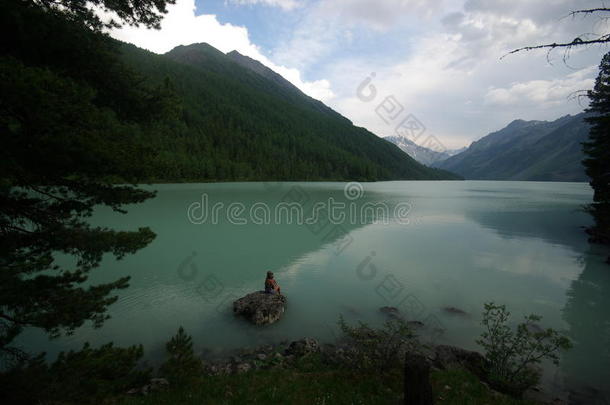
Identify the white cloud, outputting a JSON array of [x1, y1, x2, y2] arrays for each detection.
[[323, 0, 448, 30], [484, 66, 597, 106], [272, 0, 449, 69], [295, 0, 607, 148], [228, 0, 302, 11], [107, 0, 334, 101]]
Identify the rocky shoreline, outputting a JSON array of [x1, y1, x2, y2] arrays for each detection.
[[200, 337, 573, 405], [127, 296, 595, 404], [227, 294, 572, 404], [128, 334, 582, 404], [202, 338, 483, 377]]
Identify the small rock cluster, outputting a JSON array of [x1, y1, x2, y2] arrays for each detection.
[[204, 338, 320, 376]]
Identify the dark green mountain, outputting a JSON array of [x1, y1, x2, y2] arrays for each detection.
[[118, 42, 460, 181], [433, 113, 590, 181]]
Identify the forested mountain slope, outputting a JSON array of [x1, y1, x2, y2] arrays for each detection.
[[433, 114, 589, 181], [118, 42, 460, 181]]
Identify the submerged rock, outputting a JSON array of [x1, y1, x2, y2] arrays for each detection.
[[526, 323, 544, 334], [379, 306, 402, 319], [233, 291, 286, 325], [285, 338, 320, 357], [443, 306, 470, 317], [340, 304, 363, 317]]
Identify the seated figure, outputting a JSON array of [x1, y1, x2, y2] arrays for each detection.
[[264, 271, 281, 295]]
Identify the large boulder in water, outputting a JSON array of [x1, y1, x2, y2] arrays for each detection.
[[233, 291, 286, 325]]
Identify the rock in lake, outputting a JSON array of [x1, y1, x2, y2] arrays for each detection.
[[443, 306, 470, 317], [285, 338, 320, 357], [379, 306, 402, 319], [407, 320, 425, 328], [233, 291, 286, 325]]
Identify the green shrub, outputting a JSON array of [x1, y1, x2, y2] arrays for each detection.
[[476, 302, 572, 396], [337, 316, 417, 372]]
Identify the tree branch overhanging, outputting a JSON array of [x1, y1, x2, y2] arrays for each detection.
[[566, 8, 610, 18], [502, 8, 610, 60]]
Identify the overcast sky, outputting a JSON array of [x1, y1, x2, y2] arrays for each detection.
[[109, 0, 610, 149]]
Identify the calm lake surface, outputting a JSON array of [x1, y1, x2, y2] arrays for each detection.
[[20, 181, 610, 397]]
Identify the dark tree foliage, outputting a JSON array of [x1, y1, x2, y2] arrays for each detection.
[[159, 326, 204, 384], [507, 7, 610, 261], [0, 343, 149, 404], [33, 0, 175, 30], [583, 52, 610, 257], [0, 0, 176, 361]]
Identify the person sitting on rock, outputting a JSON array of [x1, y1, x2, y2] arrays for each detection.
[[264, 271, 281, 295]]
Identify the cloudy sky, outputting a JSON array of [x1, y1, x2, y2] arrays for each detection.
[[109, 0, 609, 149]]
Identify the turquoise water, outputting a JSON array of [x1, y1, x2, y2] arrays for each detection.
[[19, 181, 610, 397]]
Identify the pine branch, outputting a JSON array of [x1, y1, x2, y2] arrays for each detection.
[[503, 8, 610, 59], [503, 35, 610, 59]]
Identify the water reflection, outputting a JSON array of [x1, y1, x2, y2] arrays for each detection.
[[463, 199, 610, 402], [464, 207, 591, 251], [16, 181, 610, 403], [561, 249, 610, 404]]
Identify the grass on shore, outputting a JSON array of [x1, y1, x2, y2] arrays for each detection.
[[117, 355, 537, 405]]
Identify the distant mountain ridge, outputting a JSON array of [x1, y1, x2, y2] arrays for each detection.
[[384, 135, 466, 165], [433, 113, 590, 181]]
